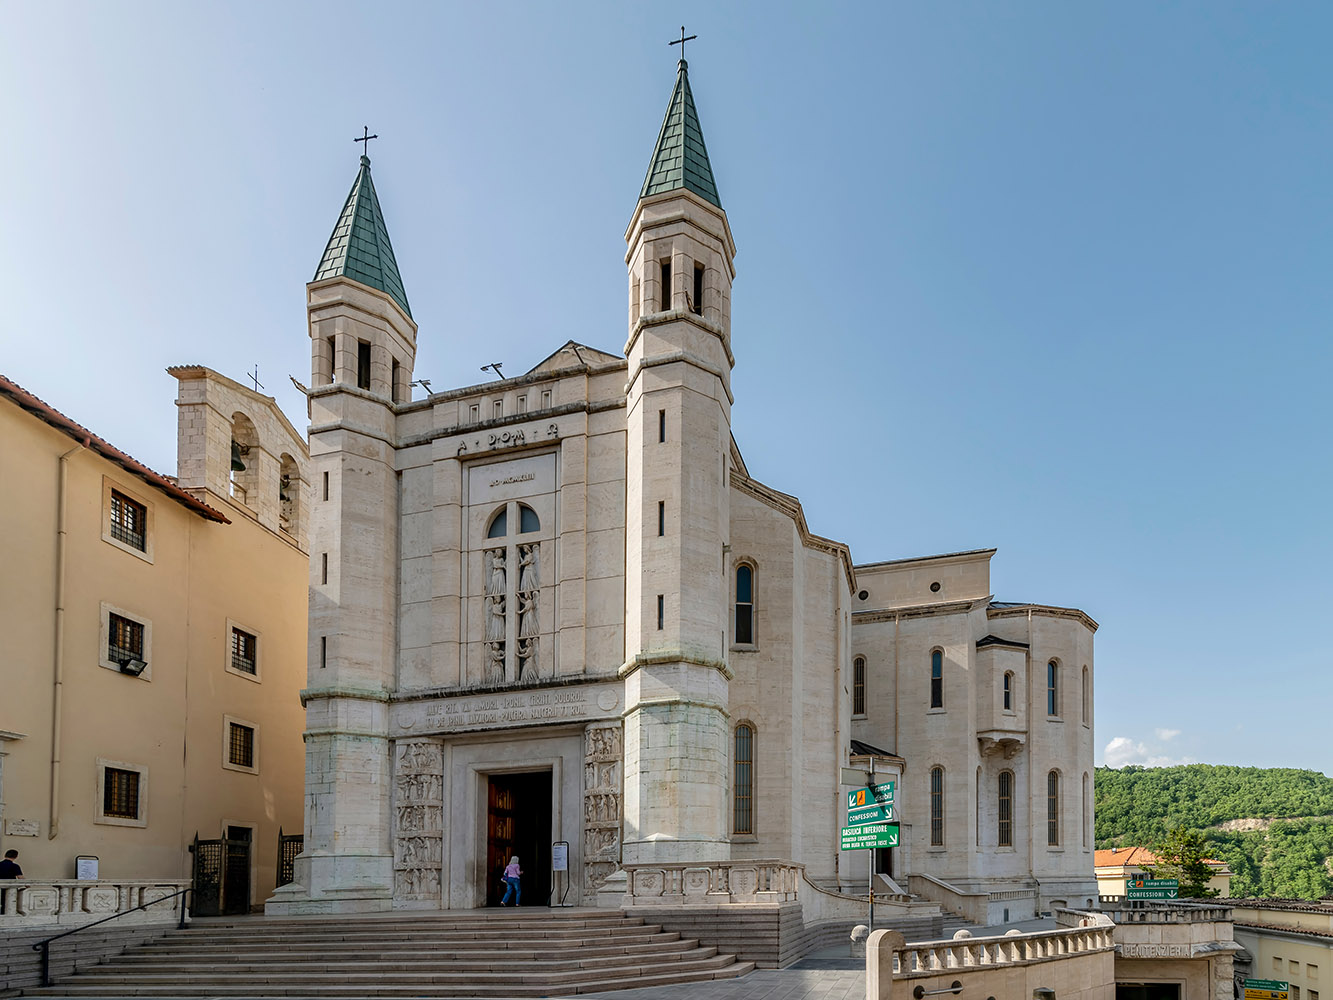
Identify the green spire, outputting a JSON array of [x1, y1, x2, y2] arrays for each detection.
[[640, 60, 722, 209], [314, 156, 412, 318]]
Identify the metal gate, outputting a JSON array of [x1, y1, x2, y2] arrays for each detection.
[[276, 827, 303, 888], [190, 831, 252, 916]]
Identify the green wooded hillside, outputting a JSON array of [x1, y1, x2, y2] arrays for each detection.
[[1095, 764, 1333, 899]]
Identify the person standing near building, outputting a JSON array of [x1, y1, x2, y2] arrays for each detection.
[[0, 849, 22, 878], [500, 856, 521, 907]]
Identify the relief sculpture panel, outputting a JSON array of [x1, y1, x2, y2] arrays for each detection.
[[582, 722, 623, 895], [393, 739, 444, 902]]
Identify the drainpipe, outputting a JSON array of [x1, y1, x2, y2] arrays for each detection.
[[50, 440, 88, 840]]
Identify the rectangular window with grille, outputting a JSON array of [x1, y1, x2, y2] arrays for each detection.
[[930, 766, 944, 846], [733, 725, 754, 834], [108, 613, 144, 665], [852, 658, 866, 716], [998, 771, 1014, 847], [109, 490, 147, 551], [228, 723, 255, 769], [230, 627, 257, 675], [104, 767, 140, 819]]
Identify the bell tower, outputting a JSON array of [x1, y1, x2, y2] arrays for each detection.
[[622, 57, 738, 865], [272, 149, 415, 913]]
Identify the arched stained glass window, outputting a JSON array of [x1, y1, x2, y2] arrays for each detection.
[[735, 565, 754, 645], [930, 649, 943, 709], [487, 508, 507, 538], [734, 724, 754, 834], [519, 504, 540, 533]]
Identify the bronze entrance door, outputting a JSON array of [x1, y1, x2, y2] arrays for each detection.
[[485, 771, 552, 907]]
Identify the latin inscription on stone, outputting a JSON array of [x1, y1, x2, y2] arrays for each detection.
[[392, 682, 620, 736], [1119, 944, 1192, 958]]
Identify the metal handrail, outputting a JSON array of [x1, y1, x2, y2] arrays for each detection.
[[30, 886, 191, 987]]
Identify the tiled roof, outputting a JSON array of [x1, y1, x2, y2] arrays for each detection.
[[640, 60, 722, 208], [313, 156, 412, 318], [1095, 846, 1229, 870], [0, 373, 229, 524]]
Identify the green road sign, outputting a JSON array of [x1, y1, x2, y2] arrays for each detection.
[[841, 823, 899, 851], [847, 803, 895, 826], [1243, 981, 1289, 1000], [1126, 877, 1178, 900], [846, 782, 895, 810]]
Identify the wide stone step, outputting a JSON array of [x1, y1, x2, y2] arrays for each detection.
[[116, 937, 698, 964], [94, 945, 719, 977], [51, 951, 740, 987], [143, 923, 667, 945]]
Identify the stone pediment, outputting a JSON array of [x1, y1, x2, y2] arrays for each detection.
[[524, 341, 623, 377]]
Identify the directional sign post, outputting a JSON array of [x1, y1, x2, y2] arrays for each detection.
[[1243, 982, 1289, 1000], [846, 782, 896, 826], [1126, 878, 1178, 901], [841, 823, 899, 851]]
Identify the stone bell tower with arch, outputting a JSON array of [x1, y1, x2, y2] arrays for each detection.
[[621, 56, 738, 866]]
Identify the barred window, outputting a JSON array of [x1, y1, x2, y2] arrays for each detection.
[[228, 722, 255, 769], [108, 613, 144, 664], [104, 767, 140, 819], [930, 766, 945, 846], [998, 770, 1014, 847], [734, 724, 754, 835], [230, 627, 257, 675], [852, 657, 866, 716], [109, 491, 147, 551], [1047, 770, 1060, 846]]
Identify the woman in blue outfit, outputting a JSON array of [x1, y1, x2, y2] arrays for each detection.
[[501, 855, 522, 906]]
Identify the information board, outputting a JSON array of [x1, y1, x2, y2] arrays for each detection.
[[551, 841, 569, 872], [1243, 981, 1289, 1000], [840, 823, 899, 851]]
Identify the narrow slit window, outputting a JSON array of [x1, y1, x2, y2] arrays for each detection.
[[326, 336, 336, 381], [321, 553, 328, 585], [735, 565, 754, 645], [656, 595, 664, 631], [1003, 671, 1013, 711], [659, 409, 666, 443], [734, 724, 754, 834], [660, 259, 672, 311], [391, 359, 400, 402], [930, 649, 943, 709], [658, 501, 665, 536], [852, 657, 866, 716], [1047, 771, 1060, 845], [322, 471, 329, 501], [1048, 661, 1059, 716], [320, 636, 327, 669], [998, 771, 1013, 847], [357, 341, 371, 390], [692, 263, 704, 315]]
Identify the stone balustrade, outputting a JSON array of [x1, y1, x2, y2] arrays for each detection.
[[1098, 902, 1234, 925], [0, 879, 190, 930], [869, 925, 1117, 1000], [622, 860, 803, 905]]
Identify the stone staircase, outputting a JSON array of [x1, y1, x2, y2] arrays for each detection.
[[23, 909, 756, 997]]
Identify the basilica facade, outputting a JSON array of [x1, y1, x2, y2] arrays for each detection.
[[269, 59, 1098, 921]]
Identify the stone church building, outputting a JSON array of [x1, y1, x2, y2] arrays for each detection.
[[269, 59, 1098, 923]]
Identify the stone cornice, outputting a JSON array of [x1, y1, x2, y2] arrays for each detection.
[[624, 347, 735, 406], [852, 599, 984, 624], [624, 309, 736, 373], [300, 685, 394, 707], [390, 673, 618, 704], [987, 603, 1100, 633], [618, 651, 734, 682], [394, 398, 627, 452], [624, 189, 737, 269], [730, 474, 856, 592], [855, 548, 998, 573], [392, 356, 628, 416]]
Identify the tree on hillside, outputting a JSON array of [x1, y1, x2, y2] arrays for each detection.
[[1149, 828, 1220, 898]]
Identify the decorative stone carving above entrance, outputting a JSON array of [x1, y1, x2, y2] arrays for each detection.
[[393, 739, 443, 903], [583, 722, 622, 895]]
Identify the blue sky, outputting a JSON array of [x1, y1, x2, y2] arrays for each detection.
[[2, 2, 1329, 772]]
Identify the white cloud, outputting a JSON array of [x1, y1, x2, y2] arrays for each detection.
[[1103, 735, 1195, 768], [1155, 728, 1181, 742]]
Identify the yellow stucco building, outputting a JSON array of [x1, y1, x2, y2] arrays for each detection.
[[0, 367, 308, 912]]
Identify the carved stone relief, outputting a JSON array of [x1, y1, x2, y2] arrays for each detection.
[[582, 722, 623, 895], [393, 739, 443, 902]]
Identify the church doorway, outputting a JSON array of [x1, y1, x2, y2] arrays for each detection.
[[485, 771, 552, 907], [1117, 985, 1181, 1000]]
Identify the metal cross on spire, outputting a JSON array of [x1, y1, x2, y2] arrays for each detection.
[[247, 365, 264, 392], [669, 26, 696, 63], [354, 126, 378, 157]]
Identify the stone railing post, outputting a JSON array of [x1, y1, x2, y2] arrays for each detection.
[[867, 929, 905, 1000]]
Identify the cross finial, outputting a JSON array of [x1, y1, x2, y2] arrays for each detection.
[[669, 26, 696, 64], [247, 365, 264, 393], [354, 126, 378, 157]]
